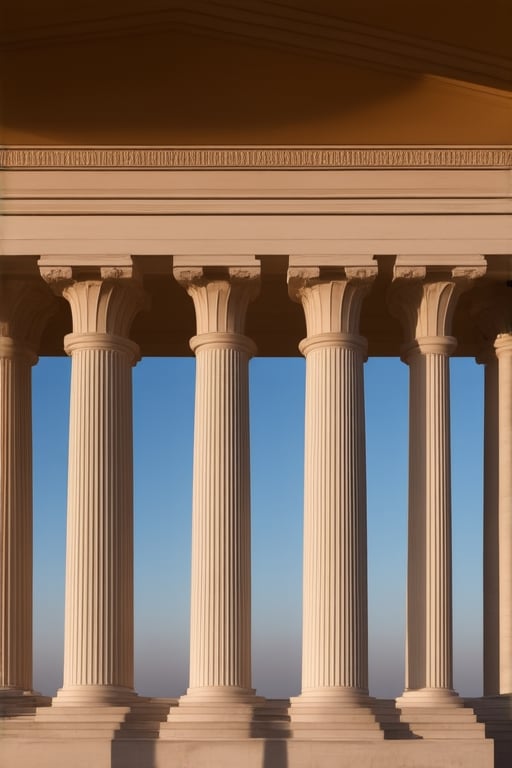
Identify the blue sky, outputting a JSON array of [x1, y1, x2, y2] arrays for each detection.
[[32, 354, 484, 700]]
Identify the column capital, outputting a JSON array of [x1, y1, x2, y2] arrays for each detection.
[[38, 255, 137, 285], [495, 332, 512, 357], [471, 282, 512, 345], [287, 265, 377, 338], [0, 276, 55, 361], [173, 265, 260, 336], [39, 258, 147, 341], [389, 265, 483, 352]]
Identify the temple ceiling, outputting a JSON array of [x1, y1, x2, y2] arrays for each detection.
[[1, 1, 511, 144]]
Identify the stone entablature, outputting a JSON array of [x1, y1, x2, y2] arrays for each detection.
[[2, 145, 511, 358]]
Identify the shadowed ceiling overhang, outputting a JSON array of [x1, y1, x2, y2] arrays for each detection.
[[3, 0, 511, 91], [1, 0, 511, 144]]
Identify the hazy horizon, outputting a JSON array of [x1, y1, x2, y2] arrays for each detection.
[[32, 355, 484, 700]]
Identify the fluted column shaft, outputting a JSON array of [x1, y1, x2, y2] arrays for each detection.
[[301, 333, 368, 693], [40, 266, 144, 705], [289, 268, 375, 701], [495, 334, 512, 694], [0, 340, 35, 692], [472, 286, 512, 698], [175, 266, 259, 700], [404, 338, 455, 692], [390, 270, 472, 702], [0, 276, 53, 699], [189, 333, 253, 693], [479, 351, 500, 696], [61, 333, 137, 698]]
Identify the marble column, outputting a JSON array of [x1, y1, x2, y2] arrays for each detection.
[[495, 333, 512, 695], [0, 276, 54, 707], [477, 348, 500, 696], [288, 265, 376, 710], [40, 262, 145, 706], [174, 265, 260, 703], [472, 284, 512, 699], [391, 269, 470, 704], [403, 335, 456, 697]]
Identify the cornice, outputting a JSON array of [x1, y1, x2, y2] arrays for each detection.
[[2, 146, 512, 170]]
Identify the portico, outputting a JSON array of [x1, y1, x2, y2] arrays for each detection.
[[1, 1, 511, 765], [0, 144, 511, 767]]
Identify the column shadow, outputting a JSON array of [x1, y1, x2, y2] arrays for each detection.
[[110, 698, 171, 768], [261, 739, 289, 768], [251, 698, 290, 768], [466, 696, 512, 768], [494, 739, 512, 768], [0, 695, 51, 719], [371, 698, 422, 739], [111, 737, 156, 768]]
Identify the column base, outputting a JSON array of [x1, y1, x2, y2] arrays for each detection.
[[397, 687, 463, 707], [51, 684, 138, 707], [161, 687, 287, 739], [396, 689, 486, 739], [289, 688, 384, 740], [5, 695, 174, 741], [178, 685, 258, 703]]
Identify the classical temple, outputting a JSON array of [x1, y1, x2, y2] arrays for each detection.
[[1, 2, 511, 766]]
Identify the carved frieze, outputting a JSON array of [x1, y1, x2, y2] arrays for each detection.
[[2, 146, 511, 170]]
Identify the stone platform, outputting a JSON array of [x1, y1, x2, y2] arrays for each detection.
[[1, 696, 507, 768], [0, 733, 495, 768]]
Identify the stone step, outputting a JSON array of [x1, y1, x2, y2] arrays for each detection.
[[9, 720, 126, 735], [291, 725, 385, 740], [36, 712, 166, 724], [0, 728, 117, 740], [38, 706, 131, 715], [160, 725, 260, 740], [405, 723, 487, 739], [0, 713, 36, 722], [167, 713, 261, 724], [408, 724, 485, 732], [290, 712, 379, 724], [399, 713, 478, 723], [399, 709, 477, 718], [408, 731, 487, 740], [474, 709, 512, 721], [251, 723, 291, 737], [254, 705, 290, 717], [35, 715, 129, 725], [483, 723, 512, 738]]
